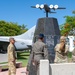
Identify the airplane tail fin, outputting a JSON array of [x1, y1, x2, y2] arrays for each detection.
[[14, 25, 36, 40]]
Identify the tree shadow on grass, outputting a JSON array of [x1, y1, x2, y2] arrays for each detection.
[[17, 55, 28, 59], [17, 55, 29, 60], [17, 52, 30, 55], [17, 52, 30, 60], [19, 54, 30, 56]]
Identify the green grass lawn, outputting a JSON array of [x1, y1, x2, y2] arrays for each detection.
[[0, 51, 30, 69], [17, 51, 30, 67], [0, 51, 73, 69], [68, 52, 72, 62]]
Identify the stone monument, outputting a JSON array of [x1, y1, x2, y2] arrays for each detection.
[[31, 4, 65, 62], [33, 17, 60, 62]]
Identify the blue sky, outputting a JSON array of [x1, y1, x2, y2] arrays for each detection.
[[0, 0, 75, 29]]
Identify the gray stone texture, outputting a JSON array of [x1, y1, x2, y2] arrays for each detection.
[[33, 17, 60, 62], [34, 18, 60, 35], [40, 60, 75, 75], [40, 60, 49, 75], [50, 63, 75, 75]]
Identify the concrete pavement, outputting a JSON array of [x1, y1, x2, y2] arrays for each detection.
[[0, 53, 8, 63], [0, 67, 26, 75]]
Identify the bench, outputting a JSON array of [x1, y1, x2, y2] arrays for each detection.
[[0, 62, 22, 72]]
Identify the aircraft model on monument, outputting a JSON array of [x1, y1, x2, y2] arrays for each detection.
[[0, 26, 36, 52], [31, 4, 66, 17]]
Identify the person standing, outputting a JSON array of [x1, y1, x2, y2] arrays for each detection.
[[72, 40, 75, 62], [7, 38, 16, 75], [26, 50, 36, 75], [54, 36, 69, 63], [26, 34, 49, 75]]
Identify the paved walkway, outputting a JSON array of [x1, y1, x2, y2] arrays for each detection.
[[0, 53, 8, 63], [0, 67, 26, 75]]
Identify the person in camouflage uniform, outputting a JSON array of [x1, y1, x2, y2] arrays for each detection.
[[26, 34, 49, 75], [7, 38, 16, 75], [54, 36, 69, 63], [26, 51, 36, 75], [72, 40, 75, 62]]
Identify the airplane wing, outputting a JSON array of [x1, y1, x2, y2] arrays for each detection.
[[31, 6, 36, 8], [0, 38, 29, 51], [49, 11, 56, 13], [0, 25, 36, 52], [31, 6, 42, 10], [0, 34, 33, 52], [57, 7, 66, 9], [52, 7, 66, 11], [0, 37, 9, 42]]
